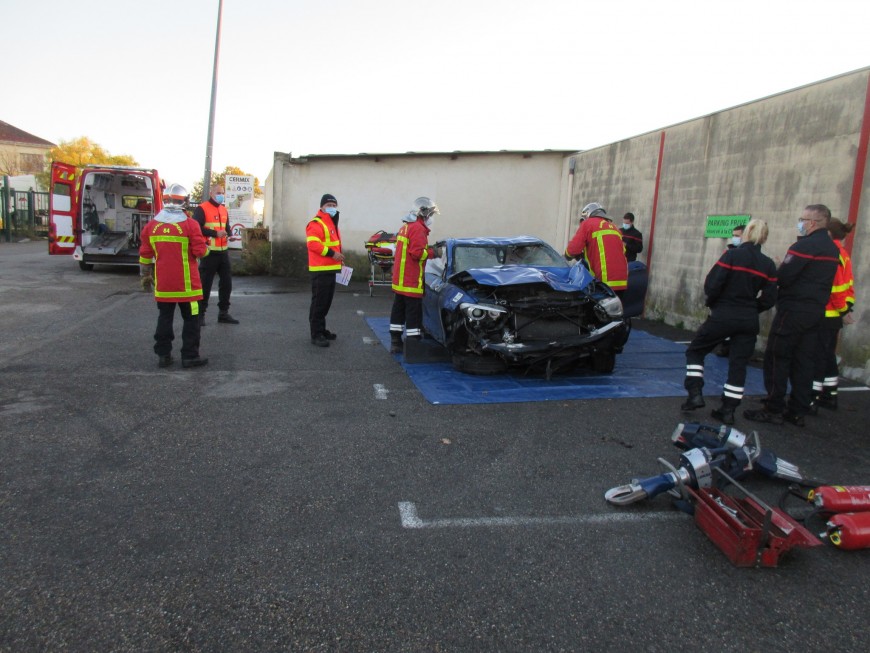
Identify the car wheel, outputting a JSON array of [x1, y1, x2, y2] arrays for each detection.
[[78, 261, 94, 271], [591, 350, 616, 374], [452, 353, 508, 376]]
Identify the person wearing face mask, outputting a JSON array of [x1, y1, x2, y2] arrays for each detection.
[[727, 224, 746, 249], [620, 212, 644, 262], [194, 183, 239, 325], [306, 193, 345, 347], [389, 197, 439, 354], [680, 219, 777, 425], [744, 204, 840, 427]]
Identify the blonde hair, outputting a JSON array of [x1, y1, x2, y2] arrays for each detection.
[[743, 218, 769, 245]]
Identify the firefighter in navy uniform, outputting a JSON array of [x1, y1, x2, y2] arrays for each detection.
[[620, 212, 644, 262], [139, 183, 210, 368], [680, 219, 778, 425], [306, 193, 344, 347], [389, 197, 439, 354], [745, 204, 840, 426], [194, 183, 239, 325]]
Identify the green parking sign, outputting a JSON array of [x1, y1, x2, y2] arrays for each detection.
[[705, 215, 751, 238]]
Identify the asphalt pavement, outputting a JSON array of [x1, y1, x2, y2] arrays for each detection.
[[2, 239, 869, 652]]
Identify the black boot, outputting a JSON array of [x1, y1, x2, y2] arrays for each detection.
[[389, 333, 403, 354], [711, 404, 735, 425], [817, 390, 838, 410], [681, 389, 705, 411]]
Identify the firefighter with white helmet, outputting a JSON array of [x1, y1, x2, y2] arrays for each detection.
[[389, 197, 439, 353], [138, 183, 210, 368], [565, 201, 628, 296]]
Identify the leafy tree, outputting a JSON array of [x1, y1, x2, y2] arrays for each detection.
[[190, 165, 263, 204], [36, 137, 138, 189]]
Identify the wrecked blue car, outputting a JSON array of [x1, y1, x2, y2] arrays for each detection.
[[422, 236, 648, 376]]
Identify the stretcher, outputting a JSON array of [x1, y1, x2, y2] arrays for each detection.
[[365, 230, 396, 296]]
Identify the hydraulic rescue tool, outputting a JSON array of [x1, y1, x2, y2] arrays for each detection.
[[604, 422, 807, 507], [604, 422, 821, 567]]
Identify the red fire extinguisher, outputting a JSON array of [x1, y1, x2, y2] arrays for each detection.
[[826, 512, 870, 550], [809, 486, 870, 513]]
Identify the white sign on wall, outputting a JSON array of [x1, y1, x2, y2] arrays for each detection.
[[225, 174, 255, 250]]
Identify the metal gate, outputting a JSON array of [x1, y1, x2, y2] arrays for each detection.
[[1, 179, 49, 241]]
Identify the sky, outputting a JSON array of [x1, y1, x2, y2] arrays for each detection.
[[3, 0, 869, 190]]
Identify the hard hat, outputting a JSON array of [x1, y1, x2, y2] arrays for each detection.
[[412, 196, 439, 219], [581, 202, 607, 219], [163, 183, 189, 207]]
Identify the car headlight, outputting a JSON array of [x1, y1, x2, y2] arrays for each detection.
[[460, 302, 508, 322], [595, 296, 624, 320]]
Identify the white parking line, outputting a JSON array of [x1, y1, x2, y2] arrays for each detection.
[[363, 336, 377, 346], [398, 501, 684, 529], [839, 386, 869, 392], [374, 383, 389, 400], [357, 310, 366, 316]]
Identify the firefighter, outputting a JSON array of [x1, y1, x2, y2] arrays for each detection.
[[389, 197, 439, 354], [306, 193, 344, 347], [565, 202, 628, 297], [620, 212, 644, 262], [194, 183, 239, 325], [744, 204, 840, 426], [139, 183, 210, 368], [811, 218, 856, 411], [680, 219, 778, 425]]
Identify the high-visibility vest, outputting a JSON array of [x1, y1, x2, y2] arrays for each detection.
[[200, 200, 229, 251], [306, 211, 342, 272], [825, 239, 855, 317], [392, 219, 432, 296]]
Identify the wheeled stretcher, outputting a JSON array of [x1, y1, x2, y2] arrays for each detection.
[[365, 230, 396, 296]]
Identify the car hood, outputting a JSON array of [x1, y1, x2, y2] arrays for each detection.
[[450, 264, 595, 293]]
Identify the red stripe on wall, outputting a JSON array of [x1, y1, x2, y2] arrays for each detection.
[[642, 131, 666, 316], [846, 72, 870, 255]]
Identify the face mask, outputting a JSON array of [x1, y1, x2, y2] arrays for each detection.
[[323, 206, 338, 217], [621, 223, 630, 230], [797, 219, 807, 237], [214, 194, 225, 204], [731, 236, 742, 247], [425, 216, 434, 228]]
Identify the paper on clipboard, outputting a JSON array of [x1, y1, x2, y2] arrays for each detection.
[[336, 265, 353, 285]]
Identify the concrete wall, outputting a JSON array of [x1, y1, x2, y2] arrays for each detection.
[[265, 151, 568, 254], [568, 68, 870, 382]]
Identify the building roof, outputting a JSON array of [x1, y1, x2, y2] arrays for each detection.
[[279, 149, 578, 164], [0, 120, 55, 147]]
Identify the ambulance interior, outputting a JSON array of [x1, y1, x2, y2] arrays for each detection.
[[80, 170, 155, 258]]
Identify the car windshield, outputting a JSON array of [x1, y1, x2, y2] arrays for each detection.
[[453, 243, 566, 273]]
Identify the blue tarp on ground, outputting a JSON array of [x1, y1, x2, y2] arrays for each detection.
[[366, 317, 767, 405]]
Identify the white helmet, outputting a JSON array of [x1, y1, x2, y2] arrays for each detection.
[[581, 202, 607, 219], [412, 196, 439, 219], [163, 183, 189, 208]]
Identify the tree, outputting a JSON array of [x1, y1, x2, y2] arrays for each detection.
[[36, 137, 138, 189], [190, 165, 263, 204]]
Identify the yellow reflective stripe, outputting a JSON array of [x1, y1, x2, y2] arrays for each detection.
[[392, 284, 424, 295], [155, 289, 202, 298], [311, 218, 340, 247], [396, 234, 410, 287], [139, 256, 155, 264], [310, 264, 341, 271], [150, 235, 194, 293]]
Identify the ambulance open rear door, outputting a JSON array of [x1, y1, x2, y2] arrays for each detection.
[[48, 162, 79, 256]]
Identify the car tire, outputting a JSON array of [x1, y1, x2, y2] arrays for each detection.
[[591, 350, 616, 374], [78, 261, 94, 271], [452, 353, 508, 376]]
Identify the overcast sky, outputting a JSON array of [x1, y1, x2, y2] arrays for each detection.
[[4, 0, 869, 189]]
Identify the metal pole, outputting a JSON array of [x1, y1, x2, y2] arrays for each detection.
[[202, 0, 223, 200]]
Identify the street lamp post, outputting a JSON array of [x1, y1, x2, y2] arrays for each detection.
[[202, 0, 223, 200]]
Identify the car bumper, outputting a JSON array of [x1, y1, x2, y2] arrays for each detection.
[[480, 320, 628, 361]]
